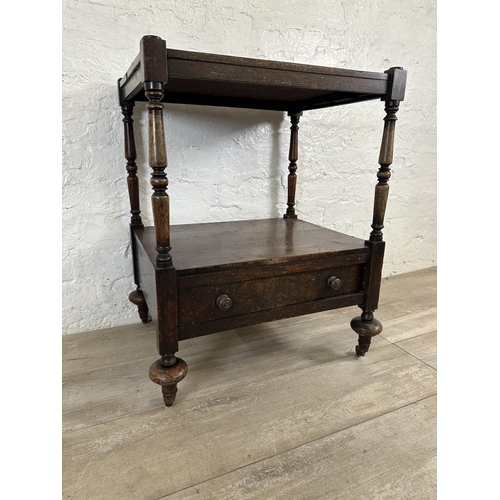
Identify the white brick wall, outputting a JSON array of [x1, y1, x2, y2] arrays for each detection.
[[62, 0, 436, 334]]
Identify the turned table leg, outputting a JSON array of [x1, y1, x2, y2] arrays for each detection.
[[142, 43, 187, 405], [128, 287, 149, 324], [120, 100, 150, 323], [352, 69, 404, 356]]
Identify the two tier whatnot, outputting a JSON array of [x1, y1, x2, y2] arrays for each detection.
[[118, 35, 407, 406]]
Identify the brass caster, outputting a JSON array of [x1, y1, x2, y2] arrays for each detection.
[[355, 342, 370, 357]]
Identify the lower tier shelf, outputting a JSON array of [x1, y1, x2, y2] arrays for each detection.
[[134, 218, 370, 339]]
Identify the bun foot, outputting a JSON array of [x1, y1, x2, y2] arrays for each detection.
[[129, 288, 150, 323], [351, 314, 382, 358], [149, 358, 188, 407]]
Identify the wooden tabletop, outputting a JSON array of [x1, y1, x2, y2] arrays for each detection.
[[135, 218, 369, 275], [119, 36, 405, 112]]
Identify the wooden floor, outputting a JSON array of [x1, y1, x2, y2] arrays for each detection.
[[63, 267, 437, 500]]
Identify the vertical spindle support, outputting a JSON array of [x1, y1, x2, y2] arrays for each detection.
[[283, 111, 302, 219], [370, 100, 400, 242], [369, 66, 406, 242], [121, 104, 143, 229], [120, 96, 149, 322], [145, 82, 172, 268]]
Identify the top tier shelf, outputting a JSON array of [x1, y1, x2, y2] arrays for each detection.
[[118, 35, 406, 112]]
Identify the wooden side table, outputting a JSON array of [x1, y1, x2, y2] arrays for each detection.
[[118, 35, 407, 406]]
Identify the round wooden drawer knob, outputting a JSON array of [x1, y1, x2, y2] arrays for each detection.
[[327, 276, 342, 290], [216, 294, 233, 310]]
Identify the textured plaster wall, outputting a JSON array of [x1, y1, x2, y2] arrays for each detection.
[[62, 0, 436, 334]]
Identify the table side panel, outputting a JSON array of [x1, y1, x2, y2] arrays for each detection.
[[149, 89, 382, 112], [119, 44, 389, 107], [134, 230, 158, 322], [167, 49, 389, 81], [167, 58, 388, 96]]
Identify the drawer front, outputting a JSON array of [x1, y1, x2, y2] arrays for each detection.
[[178, 264, 364, 327]]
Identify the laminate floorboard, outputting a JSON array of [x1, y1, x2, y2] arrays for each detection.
[[62, 267, 437, 499], [396, 330, 437, 370], [162, 395, 437, 500]]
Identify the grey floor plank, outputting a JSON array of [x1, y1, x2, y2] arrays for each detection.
[[378, 267, 437, 318], [62, 345, 436, 499], [380, 307, 437, 344], [63, 310, 392, 431], [162, 395, 437, 500], [62, 322, 157, 375], [396, 330, 437, 369]]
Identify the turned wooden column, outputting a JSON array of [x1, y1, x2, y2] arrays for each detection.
[[369, 100, 399, 243], [283, 111, 302, 219], [121, 104, 143, 229], [120, 102, 150, 323], [145, 82, 172, 268], [351, 67, 406, 357], [368, 66, 406, 247]]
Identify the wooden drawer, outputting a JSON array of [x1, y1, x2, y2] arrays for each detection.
[[178, 264, 364, 327]]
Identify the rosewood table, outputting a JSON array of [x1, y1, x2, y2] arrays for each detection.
[[117, 35, 407, 406]]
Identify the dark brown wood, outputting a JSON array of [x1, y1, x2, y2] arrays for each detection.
[[157, 57, 387, 109], [133, 237, 179, 354], [349, 90, 404, 354], [134, 235, 157, 323], [384, 67, 407, 102], [351, 314, 383, 357], [178, 263, 364, 327], [284, 112, 302, 219], [155, 266, 179, 355], [128, 287, 149, 323], [370, 100, 400, 242], [167, 49, 389, 80], [117, 36, 407, 406], [120, 102, 147, 322], [141, 36, 168, 84], [135, 219, 369, 276], [149, 358, 188, 407], [121, 105, 143, 229], [119, 37, 391, 110], [177, 252, 369, 290], [362, 241, 386, 313], [179, 292, 365, 340], [145, 81, 172, 268]]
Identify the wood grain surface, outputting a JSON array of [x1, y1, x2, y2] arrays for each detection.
[[135, 218, 369, 275], [119, 39, 392, 110]]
